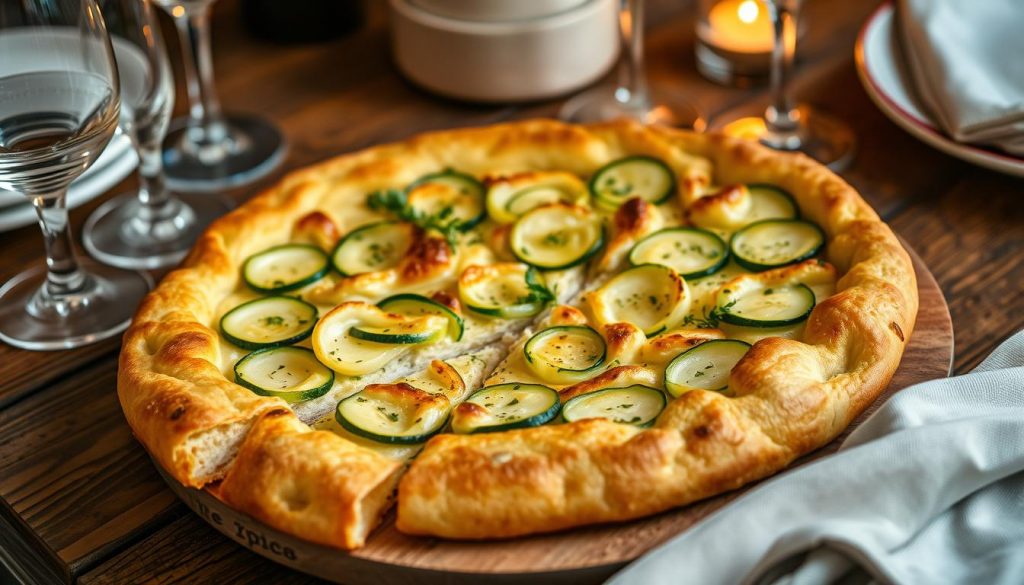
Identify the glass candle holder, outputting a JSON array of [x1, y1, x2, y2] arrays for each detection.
[[695, 0, 792, 86]]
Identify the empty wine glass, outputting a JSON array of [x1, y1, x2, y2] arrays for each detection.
[[0, 0, 151, 350], [82, 0, 232, 270], [154, 0, 286, 192], [560, 0, 706, 129], [714, 0, 855, 170]]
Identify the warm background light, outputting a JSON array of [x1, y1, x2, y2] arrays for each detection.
[[704, 0, 774, 53], [738, 0, 759, 24]]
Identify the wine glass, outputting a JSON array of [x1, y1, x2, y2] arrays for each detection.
[[154, 0, 286, 192], [82, 0, 232, 270], [0, 0, 151, 350], [560, 0, 706, 129], [714, 0, 855, 170]]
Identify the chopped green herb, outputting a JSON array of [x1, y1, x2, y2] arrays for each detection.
[[367, 187, 463, 250]]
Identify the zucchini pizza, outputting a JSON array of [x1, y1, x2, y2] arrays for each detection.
[[118, 119, 917, 549]]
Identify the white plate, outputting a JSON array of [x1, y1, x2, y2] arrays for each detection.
[[855, 3, 1024, 178], [0, 133, 137, 232]]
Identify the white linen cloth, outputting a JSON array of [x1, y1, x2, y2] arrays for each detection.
[[607, 329, 1024, 585], [897, 0, 1024, 155]]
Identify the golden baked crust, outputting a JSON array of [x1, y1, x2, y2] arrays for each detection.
[[118, 265, 290, 487], [117, 119, 917, 548], [211, 411, 403, 549]]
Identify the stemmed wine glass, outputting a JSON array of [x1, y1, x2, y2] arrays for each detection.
[[82, 0, 233, 269], [714, 0, 855, 170], [0, 0, 151, 350], [560, 0, 706, 129], [154, 0, 286, 191]]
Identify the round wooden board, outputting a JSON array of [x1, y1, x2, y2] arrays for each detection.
[[162, 242, 952, 585]]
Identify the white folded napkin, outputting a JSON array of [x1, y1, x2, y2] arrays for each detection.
[[897, 0, 1024, 155], [607, 328, 1024, 585]]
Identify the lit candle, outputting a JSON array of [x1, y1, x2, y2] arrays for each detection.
[[704, 0, 774, 54]]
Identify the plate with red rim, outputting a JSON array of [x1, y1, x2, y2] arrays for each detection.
[[855, 2, 1024, 178]]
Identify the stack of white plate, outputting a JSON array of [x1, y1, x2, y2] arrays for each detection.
[[390, 0, 620, 103], [0, 132, 137, 232]]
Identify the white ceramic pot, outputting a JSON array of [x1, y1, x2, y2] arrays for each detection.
[[389, 0, 620, 103], [409, 0, 589, 22]]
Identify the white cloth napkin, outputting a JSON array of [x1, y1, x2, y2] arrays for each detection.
[[607, 329, 1024, 585], [897, 0, 1024, 155]]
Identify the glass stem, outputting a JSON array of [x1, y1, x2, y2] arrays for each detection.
[[172, 3, 226, 139], [136, 140, 174, 217], [764, 0, 801, 144], [615, 0, 650, 107], [32, 192, 87, 299]]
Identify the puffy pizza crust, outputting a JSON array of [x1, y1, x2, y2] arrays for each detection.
[[211, 410, 403, 549], [118, 119, 916, 547], [118, 268, 290, 487]]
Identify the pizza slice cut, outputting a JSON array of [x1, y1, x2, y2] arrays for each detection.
[[212, 347, 501, 549]]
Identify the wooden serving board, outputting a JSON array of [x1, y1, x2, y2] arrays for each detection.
[[161, 244, 952, 585]]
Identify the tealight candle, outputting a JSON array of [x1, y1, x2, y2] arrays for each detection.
[[695, 0, 797, 86], [704, 0, 773, 54]]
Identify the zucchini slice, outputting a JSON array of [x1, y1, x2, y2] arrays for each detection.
[[717, 282, 816, 328], [485, 172, 587, 224], [746, 184, 799, 223], [590, 156, 676, 211], [220, 296, 318, 350], [524, 325, 606, 385], [348, 313, 448, 345], [458, 263, 553, 319], [587, 263, 691, 337], [234, 346, 334, 402], [335, 383, 450, 444], [451, 383, 560, 434], [331, 221, 415, 276], [507, 187, 571, 217], [628, 227, 728, 279], [730, 219, 825, 272], [509, 203, 604, 270], [562, 384, 666, 427], [664, 339, 751, 397], [377, 293, 464, 341], [312, 302, 441, 376], [242, 244, 330, 294], [406, 170, 486, 230]]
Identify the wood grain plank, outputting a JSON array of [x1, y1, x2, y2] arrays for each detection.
[[0, 339, 119, 409], [887, 170, 1024, 374], [0, 504, 66, 585], [0, 358, 181, 581]]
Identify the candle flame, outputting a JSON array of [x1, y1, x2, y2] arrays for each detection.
[[738, 0, 759, 24]]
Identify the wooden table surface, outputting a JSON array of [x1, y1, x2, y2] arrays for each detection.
[[0, 0, 1020, 583]]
